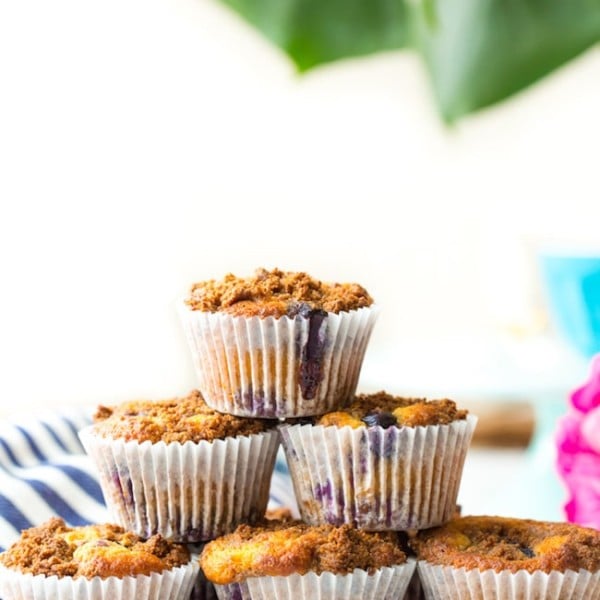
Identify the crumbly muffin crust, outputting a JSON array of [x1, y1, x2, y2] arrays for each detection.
[[200, 521, 406, 584], [185, 267, 373, 318], [0, 517, 190, 579], [315, 391, 468, 429], [93, 389, 275, 443], [410, 516, 600, 574]]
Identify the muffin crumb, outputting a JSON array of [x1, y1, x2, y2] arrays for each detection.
[[185, 268, 373, 317], [92, 389, 276, 443], [410, 516, 600, 574], [0, 517, 190, 579], [316, 391, 468, 429], [200, 521, 406, 585]]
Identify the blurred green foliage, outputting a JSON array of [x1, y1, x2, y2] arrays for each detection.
[[218, 0, 600, 121]]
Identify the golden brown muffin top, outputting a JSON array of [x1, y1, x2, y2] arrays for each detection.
[[410, 516, 600, 574], [93, 389, 276, 443], [185, 267, 373, 318], [200, 520, 407, 584], [314, 391, 468, 429], [0, 517, 190, 579]]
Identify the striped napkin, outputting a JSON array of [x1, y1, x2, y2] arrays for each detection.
[[0, 409, 295, 552]]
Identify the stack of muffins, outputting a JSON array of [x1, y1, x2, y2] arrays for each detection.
[[1, 267, 599, 600]]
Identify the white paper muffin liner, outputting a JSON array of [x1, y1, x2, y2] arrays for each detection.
[[79, 426, 280, 542], [279, 415, 477, 531], [417, 561, 600, 600], [213, 560, 416, 600], [0, 561, 198, 600], [178, 303, 379, 417]]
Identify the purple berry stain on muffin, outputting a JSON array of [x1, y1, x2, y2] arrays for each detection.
[[111, 470, 134, 509], [362, 410, 397, 429], [520, 545, 535, 558], [314, 479, 333, 504], [383, 427, 398, 458], [236, 386, 267, 416], [364, 423, 399, 459], [229, 583, 245, 600], [298, 307, 328, 400], [185, 527, 204, 543], [313, 480, 348, 524]]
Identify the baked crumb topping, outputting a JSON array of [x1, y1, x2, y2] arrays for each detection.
[[93, 389, 276, 443], [410, 516, 600, 574], [200, 520, 406, 584], [0, 517, 190, 578], [185, 267, 373, 317], [315, 391, 468, 429]]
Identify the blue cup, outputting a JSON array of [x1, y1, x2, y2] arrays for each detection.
[[539, 252, 600, 358]]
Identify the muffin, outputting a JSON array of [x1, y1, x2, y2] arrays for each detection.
[[187, 509, 293, 600], [279, 391, 477, 531], [0, 517, 198, 600], [178, 268, 378, 418], [200, 520, 416, 599], [411, 516, 600, 599], [78, 390, 280, 542]]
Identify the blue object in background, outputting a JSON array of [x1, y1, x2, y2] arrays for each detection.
[[539, 253, 600, 359]]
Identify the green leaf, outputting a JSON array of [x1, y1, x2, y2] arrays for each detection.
[[412, 0, 600, 121], [219, 0, 411, 71], [217, 0, 600, 120]]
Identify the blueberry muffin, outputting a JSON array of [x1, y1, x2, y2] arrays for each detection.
[[279, 391, 476, 531], [200, 519, 415, 599], [0, 517, 197, 600], [411, 516, 600, 600], [178, 268, 379, 418], [79, 390, 280, 542]]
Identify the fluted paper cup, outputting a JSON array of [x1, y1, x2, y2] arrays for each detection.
[[0, 561, 198, 600], [178, 303, 379, 418], [417, 561, 600, 600], [213, 561, 416, 600], [279, 415, 477, 531], [79, 427, 280, 542]]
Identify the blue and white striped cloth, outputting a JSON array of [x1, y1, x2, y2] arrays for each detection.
[[0, 409, 295, 552]]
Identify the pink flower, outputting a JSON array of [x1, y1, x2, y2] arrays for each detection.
[[556, 355, 600, 529]]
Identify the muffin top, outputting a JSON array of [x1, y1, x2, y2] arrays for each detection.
[[200, 520, 407, 584], [410, 516, 600, 574], [185, 267, 373, 318], [0, 517, 190, 579], [93, 389, 276, 443], [314, 391, 468, 429]]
